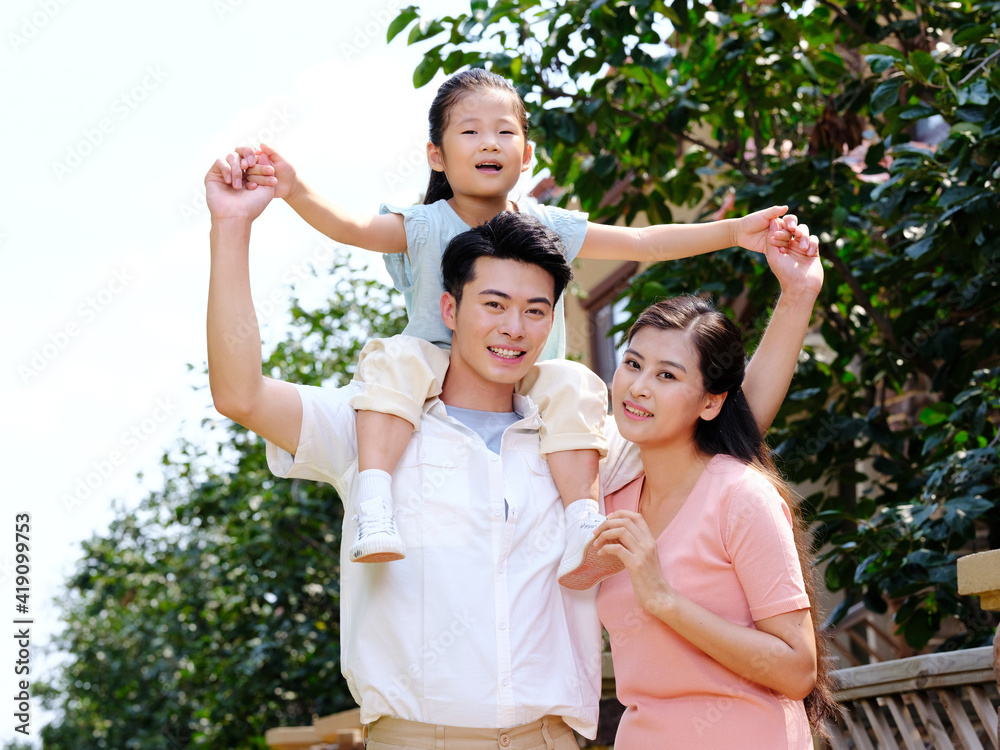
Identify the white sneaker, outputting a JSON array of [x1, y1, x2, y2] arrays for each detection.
[[349, 496, 405, 563], [557, 500, 623, 590]]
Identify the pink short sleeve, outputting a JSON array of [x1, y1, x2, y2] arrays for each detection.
[[724, 471, 810, 621]]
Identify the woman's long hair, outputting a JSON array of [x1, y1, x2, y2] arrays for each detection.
[[423, 68, 529, 205], [626, 296, 839, 734]]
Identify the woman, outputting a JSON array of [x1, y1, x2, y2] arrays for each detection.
[[594, 297, 837, 748]]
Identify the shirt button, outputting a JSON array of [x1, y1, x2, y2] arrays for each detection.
[[499, 733, 511, 747], [501, 676, 510, 686], [498, 620, 507, 630], [493, 509, 502, 517], [490, 453, 499, 462], [498, 564, 506, 573]]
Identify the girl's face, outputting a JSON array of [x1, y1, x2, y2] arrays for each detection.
[[427, 90, 532, 201], [611, 326, 725, 449]]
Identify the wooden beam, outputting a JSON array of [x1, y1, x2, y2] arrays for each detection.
[[833, 647, 995, 702]]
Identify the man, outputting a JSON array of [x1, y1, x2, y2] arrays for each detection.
[[204, 153, 823, 747]]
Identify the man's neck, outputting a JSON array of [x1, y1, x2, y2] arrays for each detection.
[[438, 354, 518, 413], [439, 375, 517, 413]]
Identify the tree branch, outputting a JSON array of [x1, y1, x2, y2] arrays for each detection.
[[743, 69, 766, 174], [819, 245, 935, 380], [815, 0, 878, 44], [819, 245, 898, 350], [959, 48, 1000, 86]]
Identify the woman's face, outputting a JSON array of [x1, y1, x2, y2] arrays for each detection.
[[611, 326, 722, 449]]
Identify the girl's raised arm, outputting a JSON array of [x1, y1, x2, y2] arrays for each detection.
[[575, 205, 814, 262], [234, 143, 408, 255]]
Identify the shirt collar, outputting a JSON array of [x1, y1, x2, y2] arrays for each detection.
[[425, 394, 542, 429]]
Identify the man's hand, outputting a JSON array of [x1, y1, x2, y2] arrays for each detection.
[[736, 206, 818, 258], [205, 152, 275, 223], [232, 143, 299, 203]]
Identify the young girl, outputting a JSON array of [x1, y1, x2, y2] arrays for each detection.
[[222, 68, 817, 588], [593, 297, 838, 748]]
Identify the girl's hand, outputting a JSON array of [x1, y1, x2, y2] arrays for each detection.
[[736, 206, 818, 258], [594, 510, 672, 615], [231, 143, 300, 202]]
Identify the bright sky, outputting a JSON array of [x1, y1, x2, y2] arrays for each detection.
[[0, 1, 516, 744]]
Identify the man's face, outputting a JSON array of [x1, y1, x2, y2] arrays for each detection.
[[441, 256, 556, 390]]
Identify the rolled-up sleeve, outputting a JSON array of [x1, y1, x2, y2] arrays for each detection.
[[265, 383, 362, 496]]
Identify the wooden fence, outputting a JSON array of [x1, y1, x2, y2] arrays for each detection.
[[825, 644, 999, 749]]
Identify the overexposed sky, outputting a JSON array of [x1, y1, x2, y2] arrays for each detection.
[[0, 1, 519, 744]]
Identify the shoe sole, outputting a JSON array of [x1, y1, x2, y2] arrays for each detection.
[[352, 550, 405, 563], [558, 537, 624, 590]]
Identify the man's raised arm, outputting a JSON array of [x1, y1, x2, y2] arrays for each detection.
[[744, 215, 824, 432], [206, 153, 303, 455]]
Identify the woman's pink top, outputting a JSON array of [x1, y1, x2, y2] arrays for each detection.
[[596, 454, 813, 749]]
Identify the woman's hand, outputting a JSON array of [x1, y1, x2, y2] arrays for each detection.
[[735, 206, 818, 258], [594, 510, 672, 616]]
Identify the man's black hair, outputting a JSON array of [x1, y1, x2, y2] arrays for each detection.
[[441, 211, 573, 307]]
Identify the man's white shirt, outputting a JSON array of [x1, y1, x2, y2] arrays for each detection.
[[266, 382, 639, 737]]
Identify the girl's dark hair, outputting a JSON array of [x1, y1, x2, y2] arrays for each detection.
[[626, 296, 840, 735], [424, 69, 529, 205]]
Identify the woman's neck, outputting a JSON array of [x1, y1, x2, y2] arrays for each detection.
[[448, 194, 514, 227], [638, 440, 712, 510]]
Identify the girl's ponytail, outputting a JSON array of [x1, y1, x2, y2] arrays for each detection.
[[424, 169, 453, 205]]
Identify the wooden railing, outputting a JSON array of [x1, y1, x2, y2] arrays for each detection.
[[825, 644, 999, 749], [826, 601, 909, 667], [264, 708, 363, 750], [824, 548, 1000, 749]]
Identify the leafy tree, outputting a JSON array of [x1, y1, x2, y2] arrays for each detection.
[[38, 255, 406, 749], [391, 0, 1000, 650]]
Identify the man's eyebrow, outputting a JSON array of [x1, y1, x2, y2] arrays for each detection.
[[479, 289, 553, 307]]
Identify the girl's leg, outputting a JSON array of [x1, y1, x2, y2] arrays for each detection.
[[348, 336, 451, 563], [352, 411, 414, 562], [547, 449, 600, 509], [550, 448, 624, 590]]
